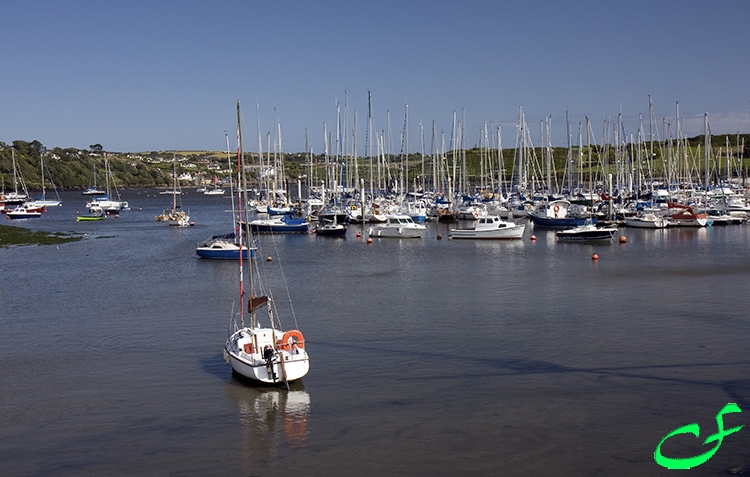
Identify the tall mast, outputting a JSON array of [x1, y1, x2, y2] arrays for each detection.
[[237, 101, 247, 328]]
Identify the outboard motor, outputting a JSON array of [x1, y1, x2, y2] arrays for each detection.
[[263, 345, 277, 381]]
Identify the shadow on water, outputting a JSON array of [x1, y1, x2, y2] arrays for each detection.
[[315, 339, 750, 398], [200, 354, 232, 381]]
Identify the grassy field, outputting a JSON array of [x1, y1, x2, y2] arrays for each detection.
[[0, 224, 84, 248]]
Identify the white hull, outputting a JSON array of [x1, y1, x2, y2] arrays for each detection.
[[368, 214, 426, 238], [225, 327, 310, 384], [624, 214, 669, 229], [450, 216, 525, 239], [168, 216, 190, 227]]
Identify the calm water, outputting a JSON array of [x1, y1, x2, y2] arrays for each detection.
[[2, 190, 750, 476]]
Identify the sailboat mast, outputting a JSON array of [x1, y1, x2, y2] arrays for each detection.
[[172, 154, 177, 213], [12, 148, 18, 195], [236, 101, 246, 328]]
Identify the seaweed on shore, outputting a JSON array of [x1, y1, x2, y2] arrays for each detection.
[[0, 224, 85, 248]]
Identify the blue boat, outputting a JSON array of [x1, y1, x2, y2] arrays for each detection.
[[267, 205, 297, 215], [196, 233, 256, 260], [249, 214, 309, 233], [529, 199, 593, 228]]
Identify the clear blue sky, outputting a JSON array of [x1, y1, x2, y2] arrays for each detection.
[[2, 0, 749, 154]]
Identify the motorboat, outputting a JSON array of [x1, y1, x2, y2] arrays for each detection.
[[196, 233, 255, 259], [450, 216, 525, 239], [249, 214, 309, 233], [5, 205, 43, 219], [313, 221, 347, 236], [624, 213, 669, 229], [367, 214, 426, 238], [203, 187, 225, 196], [556, 220, 618, 242], [530, 199, 591, 228]]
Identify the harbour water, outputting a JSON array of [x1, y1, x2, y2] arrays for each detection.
[[2, 190, 750, 476]]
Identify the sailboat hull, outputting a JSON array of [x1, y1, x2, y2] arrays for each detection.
[[196, 242, 255, 259], [226, 352, 310, 383], [225, 327, 310, 384]]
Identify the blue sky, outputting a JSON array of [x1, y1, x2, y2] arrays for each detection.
[[1, 0, 748, 154]]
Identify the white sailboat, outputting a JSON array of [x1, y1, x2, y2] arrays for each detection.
[[86, 153, 129, 213], [155, 155, 190, 226], [27, 152, 62, 208], [2, 149, 28, 204], [224, 101, 310, 385]]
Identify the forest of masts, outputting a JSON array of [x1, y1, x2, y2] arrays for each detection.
[[258, 104, 750, 202]]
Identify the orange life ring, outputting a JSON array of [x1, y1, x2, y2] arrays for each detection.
[[553, 205, 560, 213], [277, 330, 305, 351]]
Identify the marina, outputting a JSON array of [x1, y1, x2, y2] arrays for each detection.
[[2, 189, 750, 475]]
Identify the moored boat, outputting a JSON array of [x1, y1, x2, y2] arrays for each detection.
[[556, 220, 617, 242], [668, 202, 709, 227], [530, 199, 591, 228], [249, 214, 309, 233], [196, 233, 254, 259], [367, 214, 426, 238], [450, 216, 525, 239], [76, 207, 105, 221], [624, 213, 670, 229], [313, 222, 347, 236], [224, 100, 310, 386], [5, 205, 43, 219]]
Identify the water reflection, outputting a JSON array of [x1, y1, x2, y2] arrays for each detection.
[[226, 381, 310, 471]]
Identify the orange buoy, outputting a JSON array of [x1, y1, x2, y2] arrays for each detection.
[[592, 253, 599, 260], [530, 235, 536, 241], [619, 235, 627, 243], [356, 232, 361, 237], [366, 238, 373, 244], [115, 214, 120, 218], [189, 221, 195, 226], [267, 256, 273, 261]]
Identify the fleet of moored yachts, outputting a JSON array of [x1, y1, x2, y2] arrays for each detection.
[[4, 185, 749, 243]]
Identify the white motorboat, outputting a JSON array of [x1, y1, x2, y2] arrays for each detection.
[[624, 213, 669, 229], [450, 216, 525, 239], [5, 204, 43, 219], [367, 214, 426, 238]]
